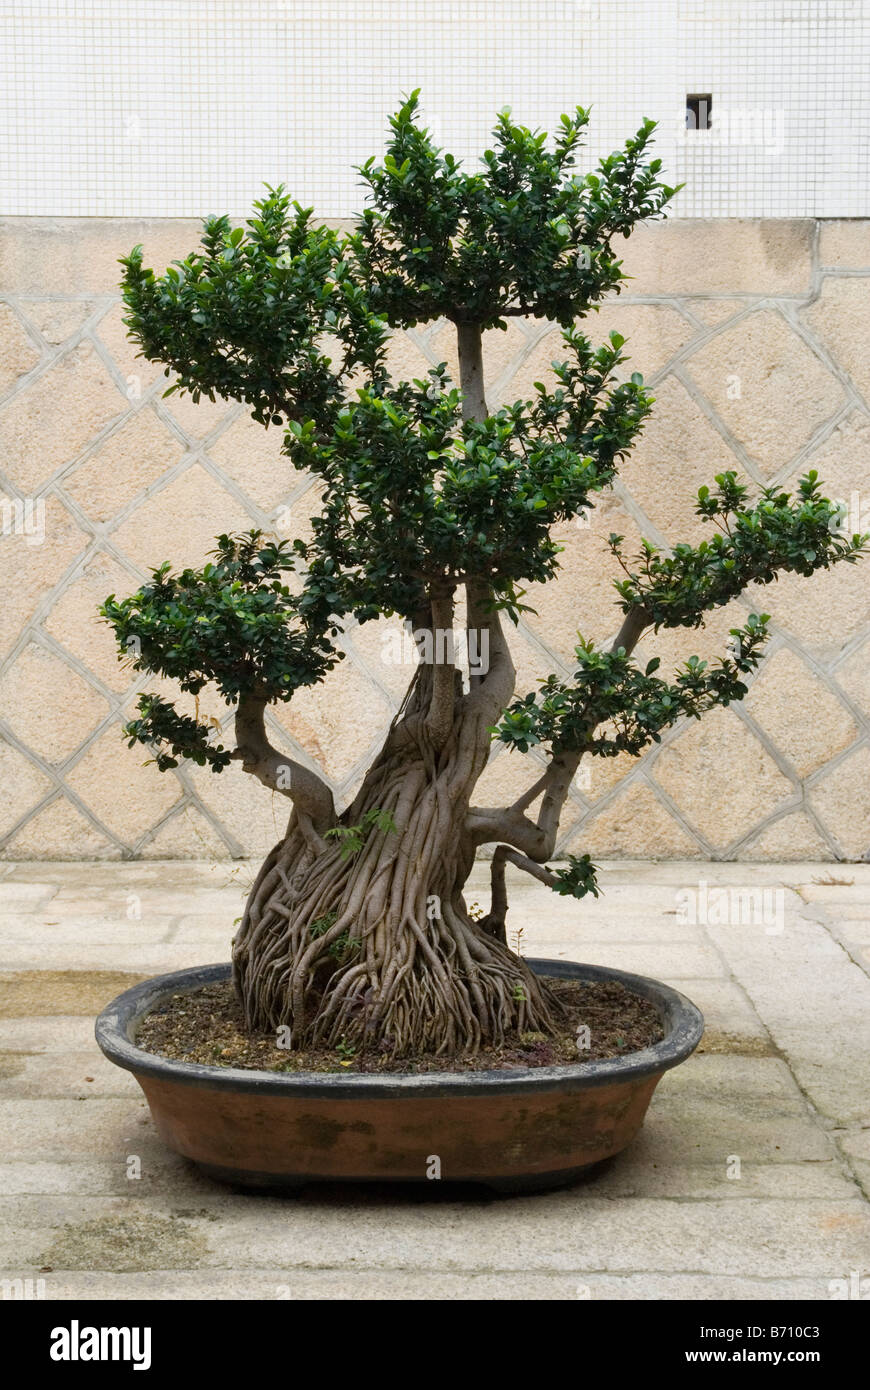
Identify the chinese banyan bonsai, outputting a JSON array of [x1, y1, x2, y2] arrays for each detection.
[[96, 97, 866, 1188]]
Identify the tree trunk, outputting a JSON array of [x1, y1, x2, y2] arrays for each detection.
[[232, 665, 559, 1055]]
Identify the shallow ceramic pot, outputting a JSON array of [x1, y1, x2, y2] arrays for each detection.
[[95, 957, 703, 1194]]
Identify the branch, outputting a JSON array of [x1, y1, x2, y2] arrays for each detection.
[[232, 694, 335, 849], [535, 748, 582, 852], [610, 603, 650, 653], [480, 845, 565, 944], [607, 471, 869, 630], [496, 845, 564, 890], [463, 578, 516, 718], [532, 605, 650, 839], [465, 805, 548, 859]]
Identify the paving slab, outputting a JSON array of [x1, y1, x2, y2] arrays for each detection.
[[705, 914, 870, 1127], [530, 940, 727, 978], [0, 1016, 109, 1052], [678, 979, 770, 1047], [0, 970, 150, 1017], [0, 1051, 140, 1100], [0, 914, 175, 944]]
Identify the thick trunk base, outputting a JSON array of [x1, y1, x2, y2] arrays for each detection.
[[233, 711, 559, 1056]]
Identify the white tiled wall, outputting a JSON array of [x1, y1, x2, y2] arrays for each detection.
[[1, 0, 868, 218]]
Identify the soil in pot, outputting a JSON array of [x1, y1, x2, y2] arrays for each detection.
[[136, 975, 664, 1074]]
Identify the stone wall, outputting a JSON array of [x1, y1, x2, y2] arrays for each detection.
[[1, 217, 868, 861]]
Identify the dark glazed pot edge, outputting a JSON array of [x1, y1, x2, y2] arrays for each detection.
[[95, 957, 704, 1098]]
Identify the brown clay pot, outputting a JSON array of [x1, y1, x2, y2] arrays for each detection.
[[95, 958, 703, 1194]]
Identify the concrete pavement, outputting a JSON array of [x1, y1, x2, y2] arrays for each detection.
[[1, 858, 869, 1301]]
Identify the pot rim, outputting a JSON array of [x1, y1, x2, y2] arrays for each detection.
[[95, 958, 704, 1098]]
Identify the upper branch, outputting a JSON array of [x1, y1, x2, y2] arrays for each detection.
[[120, 189, 387, 430], [608, 470, 868, 630]]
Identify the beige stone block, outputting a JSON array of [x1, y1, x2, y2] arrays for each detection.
[[747, 560, 870, 661], [804, 276, 870, 404], [0, 644, 110, 765], [651, 706, 795, 850], [685, 309, 845, 477], [64, 407, 185, 525], [0, 743, 52, 840], [206, 411, 302, 513], [818, 222, 870, 268], [809, 744, 870, 860], [0, 305, 41, 394], [272, 659, 391, 783], [833, 638, 870, 717], [521, 501, 645, 663], [795, 408, 870, 509], [65, 725, 182, 847], [474, 748, 544, 809], [344, 616, 416, 706], [0, 218, 201, 295], [567, 779, 702, 858], [41, 550, 135, 695], [508, 622, 557, 694], [271, 477, 323, 552], [742, 812, 834, 862], [618, 220, 814, 295], [383, 329, 440, 389], [0, 344, 127, 492], [743, 646, 859, 776], [92, 301, 166, 396], [108, 462, 254, 572], [137, 804, 231, 860], [0, 495, 89, 661], [576, 301, 693, 383], [164, 385, 235, 442], [638, 598, 750, 674], [426, 320, 461, 384], [23, 300, 97, 347], [581, 745, 639, 800], [480, 322, 554, 404], [2, 796, 115, 860], [617, 375, 737, 542], [691, 299, 753, 327], [189, 758, 290, 861], [478, 320, 535, 405]]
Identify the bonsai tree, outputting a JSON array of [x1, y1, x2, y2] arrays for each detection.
[[102, 95, 866, 1057]]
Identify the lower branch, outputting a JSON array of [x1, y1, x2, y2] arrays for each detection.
[[233, 694, 335, 849], [480, 844, 564, 944]]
